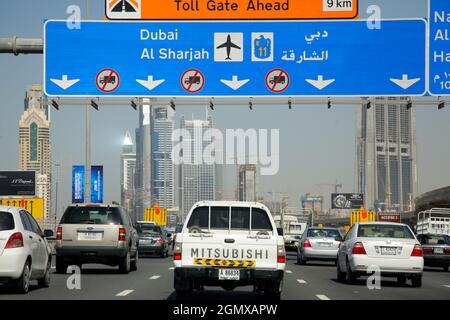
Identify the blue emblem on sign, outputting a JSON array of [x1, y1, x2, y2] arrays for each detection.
[[254, 35, 272, 60]]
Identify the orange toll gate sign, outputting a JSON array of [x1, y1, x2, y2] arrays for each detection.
[[105, 0, 358, 20]]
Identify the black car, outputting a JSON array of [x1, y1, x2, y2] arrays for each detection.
[[136, 222, 170, 258], [417, 234, 450, 272]]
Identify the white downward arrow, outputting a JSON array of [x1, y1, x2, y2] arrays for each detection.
[[220, 76, 250, 91], [390, 74, 421, 90], [136, 76, 165, 91], [305, 75, 335, 90], [50, 75, 80, 90]]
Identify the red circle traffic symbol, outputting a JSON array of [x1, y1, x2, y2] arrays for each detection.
[[265, 68, 290, 93], [96, 68, 120, 93]]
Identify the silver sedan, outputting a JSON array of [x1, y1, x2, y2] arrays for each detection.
[[297, 227, 343, 265]]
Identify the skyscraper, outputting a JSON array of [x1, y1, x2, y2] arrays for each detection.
[[120, 131, 136, 220], [179, 116, 216, 218], [238, 164, 257, 202], [134, 102, 175, 220], [19, 85, 51, 219], [135, 101, 152, 221], [355, 97, 418, 211], [151, 106, 175, 209]]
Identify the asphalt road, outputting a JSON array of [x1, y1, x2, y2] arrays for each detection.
[[0, 252, 449, 300]]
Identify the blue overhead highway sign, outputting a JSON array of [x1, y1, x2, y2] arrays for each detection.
[[44, 20, 426, 97], [429, 0, 450, 96]]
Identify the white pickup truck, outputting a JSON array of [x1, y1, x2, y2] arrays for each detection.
[[173, 201, 285, 299]]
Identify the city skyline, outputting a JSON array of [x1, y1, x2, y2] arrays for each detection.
[[1, 0, 448, 218]]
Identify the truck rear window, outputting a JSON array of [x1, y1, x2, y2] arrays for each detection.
[[60, 207, 123, 225], [187, 206, 272, 231], [0, 212, 14, 231]]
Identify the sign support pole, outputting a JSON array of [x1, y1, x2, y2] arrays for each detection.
[[84, 0, 91, 204]]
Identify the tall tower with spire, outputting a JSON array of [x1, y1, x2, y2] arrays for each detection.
[[120, 131, 136, 220]]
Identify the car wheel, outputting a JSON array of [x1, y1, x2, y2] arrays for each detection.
[[38, 258, 51, 288], [336, 261, 346, 282], [443, 265, 449, 272], [55, 257, 68, 274], [130, 251, 138, 272], [14, 261, 31, 294], [263, 280, 282, 300], [345, 259, 357, 284], [397, 275, 407, 286], [411, 275, 422, 288], [119, 251, 131, 274], [297, 252, 306, 265]]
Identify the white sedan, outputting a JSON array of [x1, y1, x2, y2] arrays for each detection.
[[0, 206, 53, 293], [337, 222, 424, 287]]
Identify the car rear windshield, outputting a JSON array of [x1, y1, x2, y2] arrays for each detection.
[[137, 224, 162, 236], [187, 206, 272, 231], [0, 212, 14, 231], [60, 206, 122, 225], [307, 229, 340, 238], [420, 234, 450, 245], [357, 224, 414, 239]]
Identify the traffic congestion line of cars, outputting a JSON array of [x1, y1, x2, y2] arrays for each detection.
[[1, 201, 449, 296], [0, 202, 175, 294]]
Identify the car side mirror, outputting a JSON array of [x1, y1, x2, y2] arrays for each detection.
[[335, 236, 343, 242], [277, 228, 284, 236], [43, 229, 54, 238]]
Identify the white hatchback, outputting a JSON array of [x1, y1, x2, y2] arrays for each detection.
[[0, 206, 53, 293], [337, 222, 424, 287]]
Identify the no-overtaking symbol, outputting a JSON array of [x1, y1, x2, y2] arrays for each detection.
[[181, 69, 205, 93], [96, 68, 120, 92], [265, 68, 290, 93]]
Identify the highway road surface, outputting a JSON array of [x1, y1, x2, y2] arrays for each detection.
[[0, 253, 449, 300]]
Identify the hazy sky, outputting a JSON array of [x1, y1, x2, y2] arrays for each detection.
[[1, 0, 448, 216]]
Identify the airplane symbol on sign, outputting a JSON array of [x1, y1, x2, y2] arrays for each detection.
[[216, 34, 242, 60]]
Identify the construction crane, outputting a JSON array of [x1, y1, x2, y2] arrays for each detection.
[[316, 182, 343, 194]]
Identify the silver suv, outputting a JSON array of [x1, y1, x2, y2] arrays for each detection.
[[55, 204, 139, 274]]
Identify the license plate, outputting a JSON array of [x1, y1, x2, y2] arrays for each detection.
[[434, 248, 444, 254], [218, 269, 240, 281], [78, 232, 102, 241], [381, 247, 397, 255], [319, 242, 332, 247]]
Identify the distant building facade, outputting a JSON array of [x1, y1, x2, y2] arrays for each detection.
[[238, 164, 257, 202], [120, 131, 136, 220], [18, 85, 51, 219], [179, 116, 216, 218], [355, 97, 418, 211], [301, 194, 324, 218]]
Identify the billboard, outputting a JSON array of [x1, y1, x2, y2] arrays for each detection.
[[72, 166, 85, 203], [1, 198, 44, 219], [90, 166, 104, 204], [0, 171, 36, 196], [72, 165, 104, 204], [331, 193, 364, 209]]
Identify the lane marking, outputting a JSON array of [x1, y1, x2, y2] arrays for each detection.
[[444, 285, 450, 288], [116, 290, 134, 297], [316, 294, 331, 300], [297, 279, 307, 284], [286, 270, 292, 274], [168, 267, 175, 270], [149, 275, 161, 280]]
